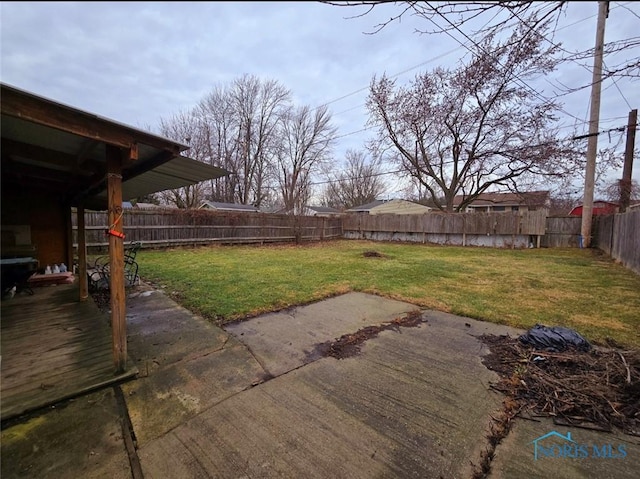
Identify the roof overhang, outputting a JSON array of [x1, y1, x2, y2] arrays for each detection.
[[90, 156, 229, 210], [1, 82, 229, 210]]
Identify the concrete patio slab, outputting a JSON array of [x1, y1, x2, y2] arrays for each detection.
[[224, 291, 421, 377], [122, 342, 268, 446], [0, 388, 131, 479], [488, 416, 640, 479], [125, 288, 231, 371], [137, 307, 522, 478], [122, 286, 269, 446]]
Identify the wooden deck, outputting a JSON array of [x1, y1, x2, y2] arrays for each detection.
[[1, 282, 137, 422]]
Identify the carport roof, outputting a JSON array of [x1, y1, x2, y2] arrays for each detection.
[[94, 155, 229, 208], [1, 82, 229, 210]]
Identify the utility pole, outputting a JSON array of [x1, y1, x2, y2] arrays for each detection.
[[580, 1, 609, 248], [619, 109, 637, 212]]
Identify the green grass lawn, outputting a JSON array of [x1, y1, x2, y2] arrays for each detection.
[[134, 239, 640, 349]]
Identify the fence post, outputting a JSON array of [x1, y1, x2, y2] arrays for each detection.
[[610, 214, 615, 256], [462, 214, 466, 247], [423, 214, 427, 244]]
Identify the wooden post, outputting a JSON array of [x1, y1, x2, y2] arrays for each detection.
[[580, 1, 608, 247], [620, 109, 637, 212], [65, 204, 74, 270], [462, 214, 466, 247], [106, 145, 127, 374], [77, 203, 89, 301]]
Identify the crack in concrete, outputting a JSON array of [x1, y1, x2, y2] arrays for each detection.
[[114, 385, 144, 479], [469, 388, 520, 478]]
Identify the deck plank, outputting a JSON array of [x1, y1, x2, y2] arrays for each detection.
[[1, 283, 137, 421]]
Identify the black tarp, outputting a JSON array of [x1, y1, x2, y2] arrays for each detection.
[[518, 324, 592, 352]]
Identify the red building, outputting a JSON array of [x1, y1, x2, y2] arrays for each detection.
[[569, 201, 619, 216]]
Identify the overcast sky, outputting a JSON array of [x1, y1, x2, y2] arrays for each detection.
[[1, 1, 638, 197]]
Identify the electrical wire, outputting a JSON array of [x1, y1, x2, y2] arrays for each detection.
[[308, 123, 629, 188], [320, 1, 635, 133], [509, 4, 635, 111]]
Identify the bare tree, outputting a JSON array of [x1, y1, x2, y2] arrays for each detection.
[[400, 176, 443, 207], [276, 105, 337, 213], [158, 185, 206, 210], [192, 76, 291, 207], [323, 1, 640, 81], [158, 110, 209, 208], [161, 75, 340, 210], [324, 1, 564, 36], [366, 21, 582, 211], [591, 147, 626, 196], [603, 178, 639, 203], [231, 74, 291, 207], [549, 192, 580, 216], [197, 86, 241, 203], [322, 149, 387, 209], [132, 193, 161, 206]]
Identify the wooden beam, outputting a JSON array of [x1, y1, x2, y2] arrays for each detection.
[[129, 142, 139, 161], [106, 145, 127, 374], [1, 85, 186, 153], [121, 150, 175, 181], [0, 161, 90, 193], [73, 150, 175, 205], [2, 138, 100, 176], [121, 142, 139, 169], [77, 203, 89, 302]]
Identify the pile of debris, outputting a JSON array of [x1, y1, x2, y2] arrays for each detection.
[[480, 329, 639, 436]]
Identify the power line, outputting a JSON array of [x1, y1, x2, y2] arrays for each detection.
[[313, 123, 629, 188], [311, 3, 511, 114], [614, 1, 640, 21], [332, 127, 370, 141], [423, 1, 588, 125], [604, 61, 634, 110], [308, 4, 637, 195], [315, 43, 472, 112], [329, 4, 598, 119], [323, 2, 632, 132], [327, 112, 630, 144], [509, 3, 634, 111], [571, 124, 626, 140]]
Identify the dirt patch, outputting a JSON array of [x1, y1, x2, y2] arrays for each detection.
[[362, 250, 385, 258], [479, 334, 640, 436], [314, 310, 426, 359]]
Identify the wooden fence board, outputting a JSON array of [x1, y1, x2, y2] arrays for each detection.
[[596, 210, 640, 275], [542, 216, 582, 248], [71, 209, 637, 276], [342, 211, 547, 236], [72, 209, 343, 251]]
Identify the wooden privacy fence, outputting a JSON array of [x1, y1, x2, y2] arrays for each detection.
[[72, 209, 343, 252], [542, 216, 582, 248], [72, 208, 638, 275], [594, 209, 640, 275], [342, 210, 548, 248]]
